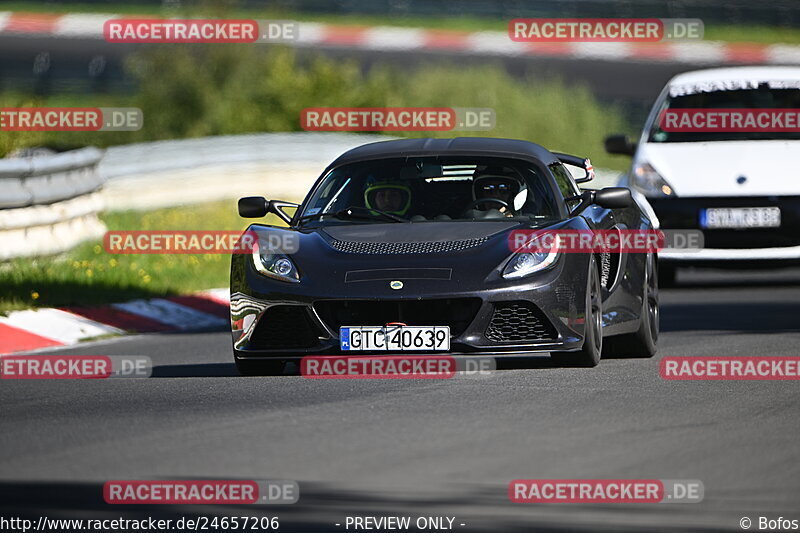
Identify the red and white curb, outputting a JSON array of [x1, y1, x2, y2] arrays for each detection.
[[0, 288, 229, 355], [0, 11, 798, 65]]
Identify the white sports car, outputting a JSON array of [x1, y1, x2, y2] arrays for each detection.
[[605, 66, 800, 285]]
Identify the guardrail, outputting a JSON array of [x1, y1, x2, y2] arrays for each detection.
[[0, 147, 106, 260], [0, 134, 388, 260], [98, 133, 391, 211]]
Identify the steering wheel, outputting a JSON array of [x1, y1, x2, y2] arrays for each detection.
[[467, 198, 510, 211]]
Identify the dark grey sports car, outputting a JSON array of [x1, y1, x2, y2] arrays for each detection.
[[230, 138, 659, 375]]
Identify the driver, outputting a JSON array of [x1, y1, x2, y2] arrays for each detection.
[[472, 171, 527, 217], [363, 178, 412, 216]]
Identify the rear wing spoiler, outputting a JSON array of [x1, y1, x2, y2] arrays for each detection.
[[553, 153, 595, 184]]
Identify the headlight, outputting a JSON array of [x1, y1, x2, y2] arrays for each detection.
[[252, 240, 300, 283], [631, 162, 674, 197], [502, 249, 559, 279]]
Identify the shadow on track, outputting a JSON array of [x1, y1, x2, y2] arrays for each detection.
[[660, 301, 800, 334], [669, 266, 800, 289], [151, 363, 239, 377], [150, 356, 567, 378]]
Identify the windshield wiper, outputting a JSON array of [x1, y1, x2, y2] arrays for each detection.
[[297, 206, 407, 224]]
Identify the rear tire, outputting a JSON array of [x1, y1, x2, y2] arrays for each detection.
[[235, 357, 285, 376], [551, 255, 602, 368], [605, 253, 659, 358]]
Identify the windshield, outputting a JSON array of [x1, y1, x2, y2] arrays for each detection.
[[648, 85, 800, 143], [298, 156, 560, 226]]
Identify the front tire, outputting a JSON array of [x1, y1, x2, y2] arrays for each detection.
[[552, 255, 602, 367]]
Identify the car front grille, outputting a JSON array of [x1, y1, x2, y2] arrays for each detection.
[[314, 298, 481, 336], [329, 238, 488, 254], [248, 305, 322, 350], [485, 301, 557, 343]]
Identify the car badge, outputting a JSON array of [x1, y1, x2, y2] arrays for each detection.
[[390, 280, 403, 290], [736, 176, 747, 184]]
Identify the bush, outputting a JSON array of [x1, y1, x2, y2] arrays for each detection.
[[0, 45, 633, 168]]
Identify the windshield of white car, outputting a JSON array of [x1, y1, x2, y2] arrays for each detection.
[[648, 87, 800, 142], [297, 156, 561, 227]]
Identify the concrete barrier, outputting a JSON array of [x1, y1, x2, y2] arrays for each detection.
[[0, 147, 106, 260]]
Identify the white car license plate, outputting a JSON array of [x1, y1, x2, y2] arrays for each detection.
[[340, 326, 450, 351], [700, 207, 781, 229]]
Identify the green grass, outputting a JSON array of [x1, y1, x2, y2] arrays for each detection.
[[0, 200, 293, 314], [703, 25, 800, 45], [1, 2, 798, 44]]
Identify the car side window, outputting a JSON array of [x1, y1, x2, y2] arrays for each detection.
[[549, 163, 581, 211]]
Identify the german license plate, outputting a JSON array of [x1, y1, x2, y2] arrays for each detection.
[[340, 326, 450, 351], [700, 207, 780, 229]]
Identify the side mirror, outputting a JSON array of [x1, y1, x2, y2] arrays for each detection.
[[238, 196, 269, 218], [238, 196, 299, 223], [594, 187, 634, 209], [604, 134, 637, 156]]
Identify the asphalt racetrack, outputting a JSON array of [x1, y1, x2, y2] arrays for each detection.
[[1, 268, 799, 532]]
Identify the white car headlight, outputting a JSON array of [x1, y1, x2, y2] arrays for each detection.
[[631, 162, 674, 197], [252, 240, 300, 283], [502, 249, 559, 279]]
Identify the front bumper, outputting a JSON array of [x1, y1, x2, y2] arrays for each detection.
[[231, 259, 589, 359], [649, 196, 800, 264]]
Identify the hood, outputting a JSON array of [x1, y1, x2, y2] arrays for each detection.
[[246, 218, 577, 298], [289, 220, 530, 292], [637, 140, 800, 197]]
